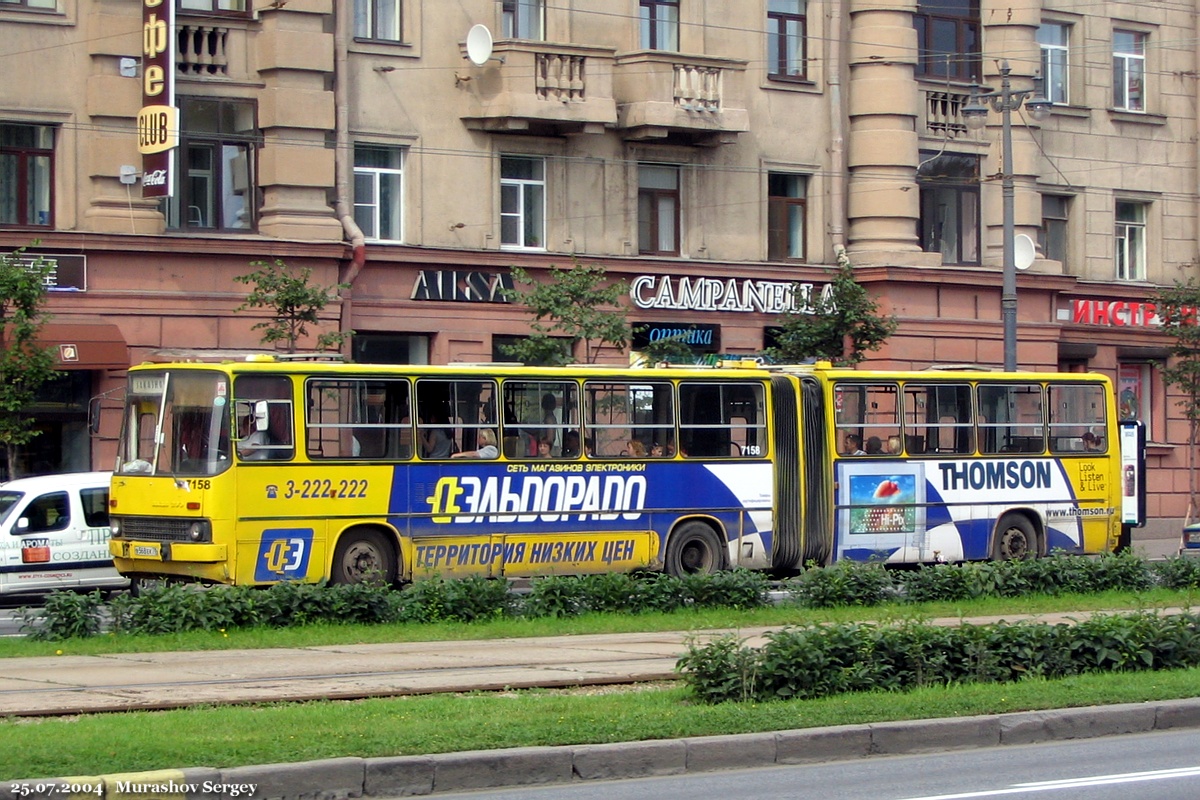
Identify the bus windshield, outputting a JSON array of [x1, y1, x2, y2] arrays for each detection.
[[117, 370, 232, 477]]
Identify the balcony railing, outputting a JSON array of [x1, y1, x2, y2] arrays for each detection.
[[460, 42, 617, 135], [613, 52, 748, 145], [923, 88, 973, 139], [178, 25, 229, 76]]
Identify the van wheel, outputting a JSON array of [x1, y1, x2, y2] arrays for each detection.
[[992, 516, 1038, 561], [664, 522, 724, 577], [331, 530, 396, 585]]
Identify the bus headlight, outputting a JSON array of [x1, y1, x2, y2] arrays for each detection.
[[189, 520, 211, 542], [110, 518, 123, 537]]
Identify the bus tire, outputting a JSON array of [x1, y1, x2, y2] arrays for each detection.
[[664, 521, 724, 577], [992, 515, 1038, 561], [331, 529, 397, 585], [129, 576, 169, 598]]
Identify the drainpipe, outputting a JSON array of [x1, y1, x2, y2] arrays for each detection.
[[334, 0, 366, 355], [827, 0, 847, 256]]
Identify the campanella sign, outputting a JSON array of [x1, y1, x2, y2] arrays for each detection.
[[630, 275, 827, 314]]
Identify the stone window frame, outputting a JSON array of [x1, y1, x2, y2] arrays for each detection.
[[1112, 28, 1147, 112], [354, 144, 405, 243], [0, 122, 55, 229], [502, 0, 544, 40], [767, 172, 807, 262], [354, 0, 403, 43], [767, 0, 807, 82], [637, 163, 681, 256], [639, 0, 679, 51], [499, 155, 546, 251]]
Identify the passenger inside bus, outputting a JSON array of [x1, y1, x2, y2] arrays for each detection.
[[451, 429, 498, 459]]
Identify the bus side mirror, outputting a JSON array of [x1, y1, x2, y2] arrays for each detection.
[[254, 400, 269, 432], [88, 396, 103, 436]]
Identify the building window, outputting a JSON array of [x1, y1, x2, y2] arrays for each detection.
[[914, 0, 979, 83], [502, 0, 543, 40], [179, 0, 247, 13], [1, 0, 58, 8], [164, 97, 257, 232], [1040, 194, 1069, 266], [0, 123, 53, 228], [1113, 30, 1145, 111], [354, 0, 401, 41], [918, 153, 979, 265], [500, 155, 545, 249], [767, 173, 806, 261], [1115, 201, 1146, 281], [767, 0, 806, 80], [638, 164, 680, 256], [1037, 22, 1069, 105], [639, 0, 678, 51], [354, 145, 403, 242]]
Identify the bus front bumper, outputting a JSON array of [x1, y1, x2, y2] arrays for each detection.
[[111, 540, 227, 563]]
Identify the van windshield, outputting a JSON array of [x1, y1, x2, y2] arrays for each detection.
[[116, 370, 233, 477]]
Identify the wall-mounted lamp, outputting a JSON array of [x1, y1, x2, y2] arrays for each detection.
[[119, 165, 139, 185], [449, 222, 466, 230], [374, 65, 396, 73], [119, 57, 139, 78]]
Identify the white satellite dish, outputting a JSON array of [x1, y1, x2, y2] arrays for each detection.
[[465, 24, 494, 66], [1014, 233, 1036, 271]]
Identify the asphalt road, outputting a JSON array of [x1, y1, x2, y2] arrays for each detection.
[[418, 729, 1200, 800]]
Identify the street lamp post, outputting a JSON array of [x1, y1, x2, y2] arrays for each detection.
[[963, 60, 1051, 372]]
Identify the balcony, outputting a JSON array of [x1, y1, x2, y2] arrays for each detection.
[[921, 86, 975, 140], [178, 24, 230, 77], [459, 42, 618, 135], [613, 52, 748, 146]]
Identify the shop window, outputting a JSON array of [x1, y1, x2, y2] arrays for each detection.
[[352, 334, 429, 365], [0, 123, 53, 228], [639, 0, 678, 51], [502, 0, 543, 40], [767, 0, 806, 80], [354, 145, 404, 242], [1118, 363, 1151, 437], [164, 97, 257, 232], [913, 0, 980, 83], [500, 155, 545, 249], [354, 0, 401, 41]]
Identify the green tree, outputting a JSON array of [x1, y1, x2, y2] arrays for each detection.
[[500, 261, 630, 365], [633, 329, 699, 367], [234, 259, 351, 354], [1151, 278, 1200, 518], [765, 248, 897, 366], [0, 249, 58, 480]]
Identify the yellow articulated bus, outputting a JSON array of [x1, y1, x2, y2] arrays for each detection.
[[108, 357, 1130, 587]]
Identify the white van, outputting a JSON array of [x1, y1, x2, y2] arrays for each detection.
[[0, 471, 129, 595]]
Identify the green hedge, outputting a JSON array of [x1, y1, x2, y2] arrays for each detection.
[[18, 569, 772, 641], [677, 611, 1200, 704], [19, 552, 1200, 642]]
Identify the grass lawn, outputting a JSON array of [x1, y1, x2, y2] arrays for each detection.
[[2, 587, 1197, 781]]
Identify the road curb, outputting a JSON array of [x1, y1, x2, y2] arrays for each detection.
[[7, 698, 1200, 799]]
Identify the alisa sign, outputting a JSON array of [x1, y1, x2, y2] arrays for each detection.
[[630, 275, 826, 314]]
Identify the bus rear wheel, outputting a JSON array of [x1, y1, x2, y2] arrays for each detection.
[[664, 521, 724, 577], [992, 516, 1038, 561], [331, 530, 397, 585]]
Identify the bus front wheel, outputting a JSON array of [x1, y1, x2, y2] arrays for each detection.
[[331, 530, 397, 585], [664, 522, 724, 577], [992, 516, 1038, 561]]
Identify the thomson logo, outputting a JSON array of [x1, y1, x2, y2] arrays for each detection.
[[142, 169, 168, 187]]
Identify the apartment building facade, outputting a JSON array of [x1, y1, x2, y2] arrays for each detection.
[[0, 0, 1196, 531]]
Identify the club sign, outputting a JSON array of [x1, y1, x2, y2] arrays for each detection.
[[139, 0, 177, 198]]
